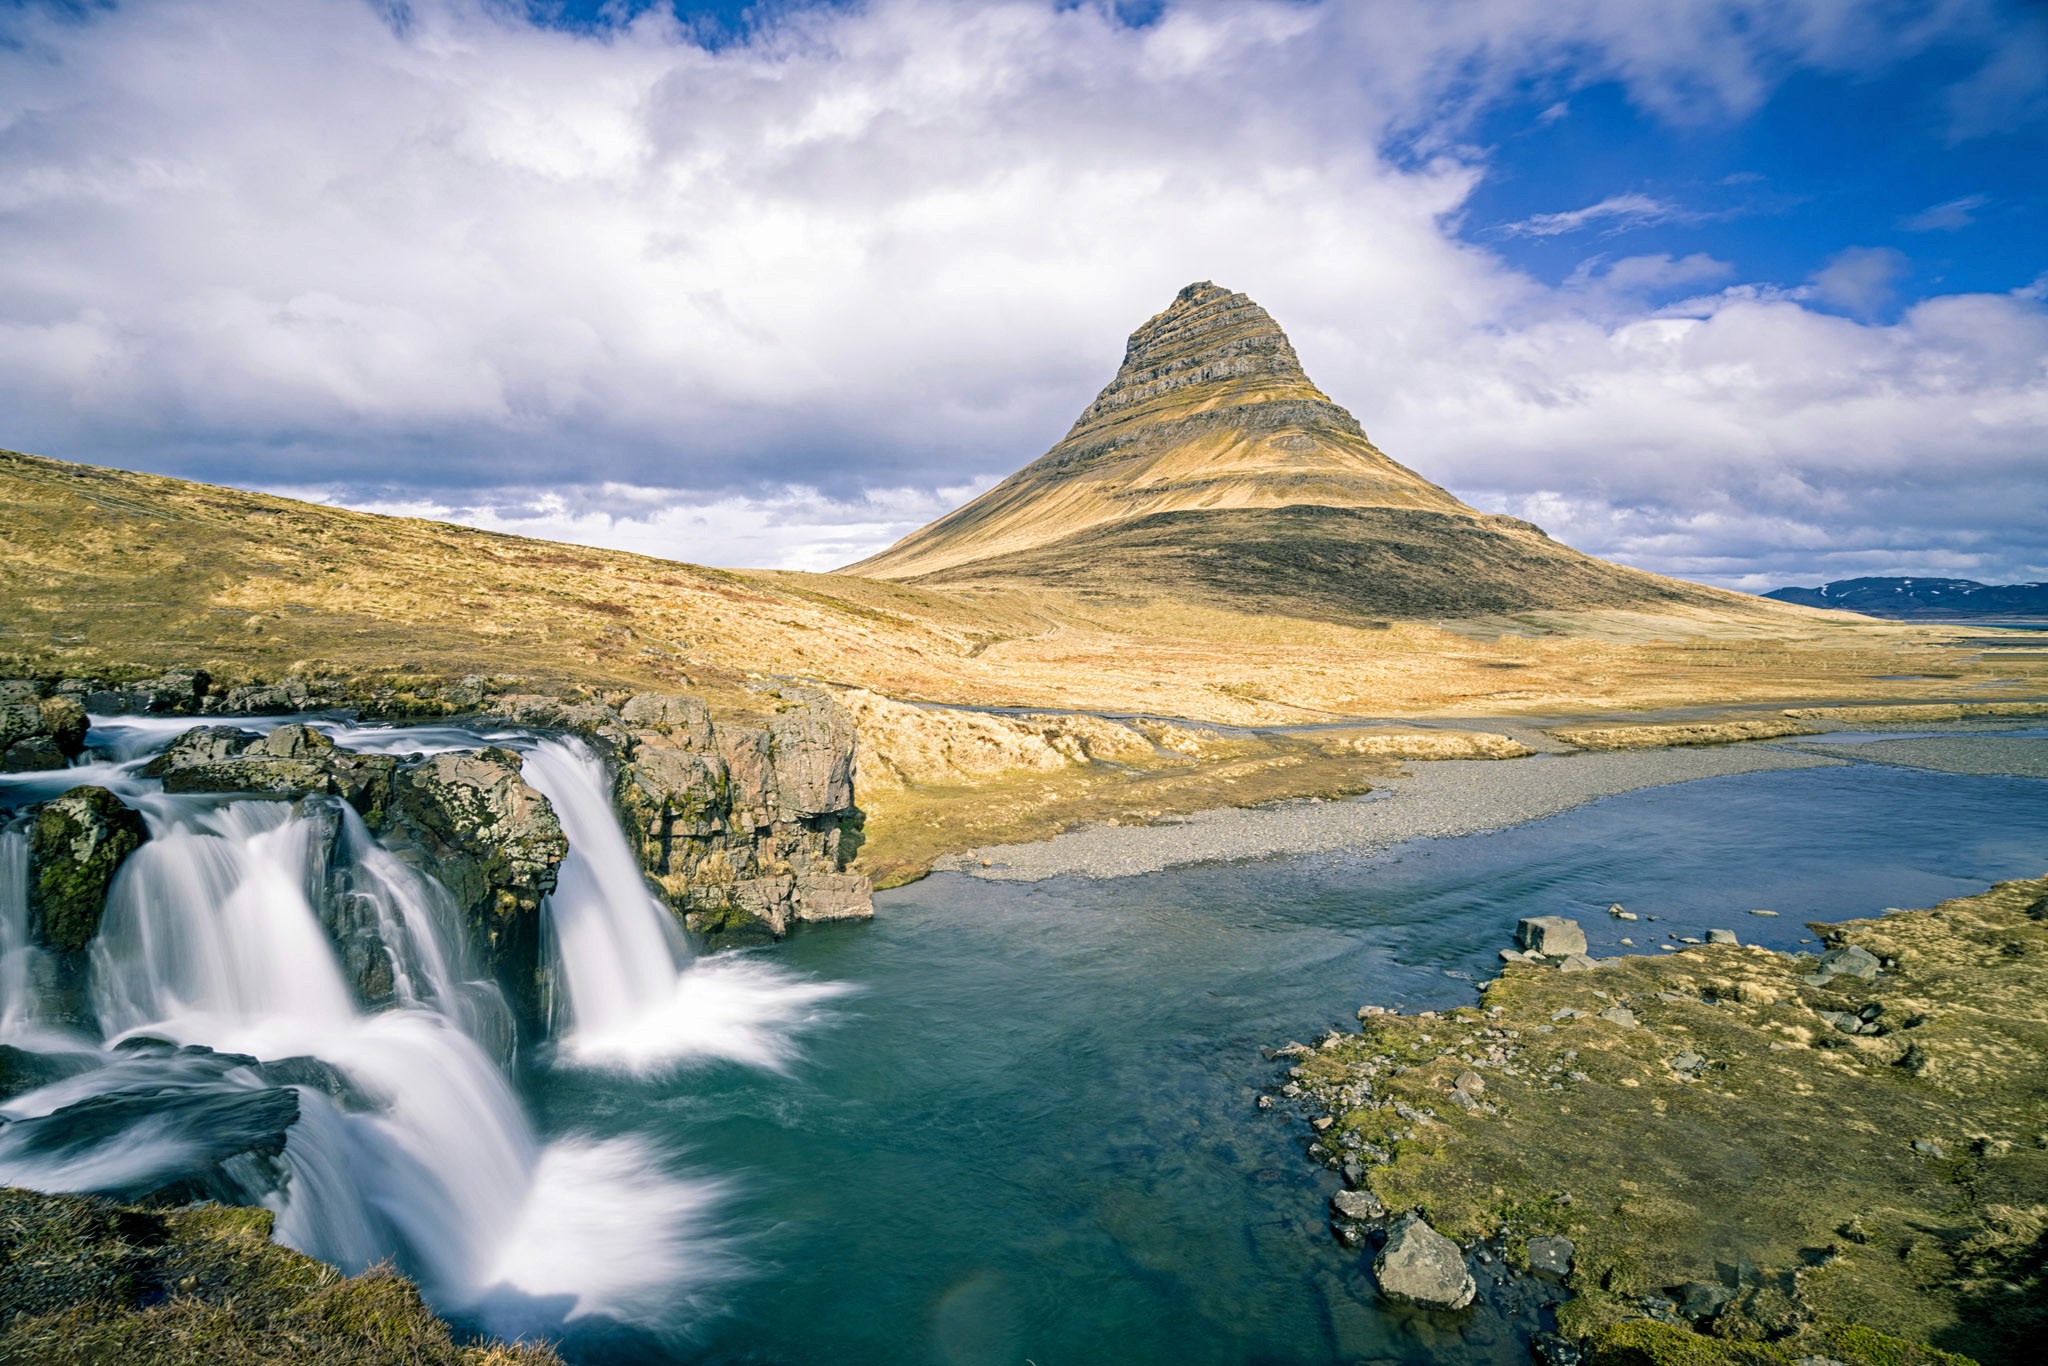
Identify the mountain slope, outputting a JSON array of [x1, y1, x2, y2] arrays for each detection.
[[1766, 577, 2048, 619], [845, 281, 1750, 622]]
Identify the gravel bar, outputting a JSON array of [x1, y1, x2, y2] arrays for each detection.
[[937, 744, 1848, 882]]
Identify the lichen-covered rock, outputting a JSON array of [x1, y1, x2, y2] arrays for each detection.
[[28, 786, 148, 953], [614, 690, 870, 942], [145, 724, 399, 822], [0, 682, 89, 772], [57, 668, 211, 715], [383, 747, 567, 1017], [1373, 1212, 1476, 1309], [1518, 915, 1588, 958]]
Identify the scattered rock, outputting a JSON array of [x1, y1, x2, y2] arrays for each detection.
[[1452, 1069, 1484, 1095], [1526, 1234, 1575, 1278], [1331, 1188, 1385, 1222], [1372, 1212, 1476, 1310], [1705, 928, 1739, 945], [1749, 908, 1780, 917], [1557, 953, 1599, 972], [1675, 1280, 1735, 1321], [0, 682, 89, 772], [1517, 916, 1587, 957], [1912, 1138, 1946, 1158], [1597, 1005, 1638, 1028], [1804, 944, 1882, 986]]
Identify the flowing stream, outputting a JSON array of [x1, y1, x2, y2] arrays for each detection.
[[1, 718, 2045, 1362]]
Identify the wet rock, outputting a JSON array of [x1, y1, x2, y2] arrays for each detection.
[[1530, 1330, 1582, 1366], [1705, 928, 1739, 945], [1, 1083, 299, 1206], [0, 1044, 99, 1102], [146, 723, 400, 820], [28, 786, 148, 953], [1331, 1188, 1386, 1222], [0, 683, 89, 772], [385, 747, 567, 974], [1517, 916, 1586, 957], [1372, 1212, 1476, 1309], [1526, 1234, 1574, 1278]]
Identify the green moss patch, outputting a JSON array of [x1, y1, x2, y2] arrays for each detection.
[[1283, 875, 2048, 1366], [0, 1188, 561, 1365]]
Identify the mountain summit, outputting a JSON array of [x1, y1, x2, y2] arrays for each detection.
[[847, 283, 1746, 621], [848, 281, 1464, 581]]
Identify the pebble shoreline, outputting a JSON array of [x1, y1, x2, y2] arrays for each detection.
[[938, 744, 1850, 882]]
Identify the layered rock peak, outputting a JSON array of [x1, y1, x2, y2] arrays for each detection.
[[845, 281, 1468, 581], [1060, 281, 1327, 443]]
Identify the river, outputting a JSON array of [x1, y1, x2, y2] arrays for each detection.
[[3, 721, 2045, 1365]]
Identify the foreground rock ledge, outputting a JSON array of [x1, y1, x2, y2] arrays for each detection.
[[1278, 875, 2048, 1366], [0, 1186, 560, 1365]]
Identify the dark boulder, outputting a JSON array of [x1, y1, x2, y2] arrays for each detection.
[[28, 787, 147, 954], [0, 682, 88, 772]]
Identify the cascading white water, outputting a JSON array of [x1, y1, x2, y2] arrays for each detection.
[[0, 717, 842, 1334], [0, 827, 42, 1040], [522, 738, 851, 1072]]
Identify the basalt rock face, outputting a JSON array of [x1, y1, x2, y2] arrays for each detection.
[[612, 689, 872, 943], [846, 282, 1743, 621]]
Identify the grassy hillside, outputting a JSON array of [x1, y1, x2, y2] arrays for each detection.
[[4, 447, 2036, 730]]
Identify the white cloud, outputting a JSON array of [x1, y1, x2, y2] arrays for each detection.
[[0, 0, 2040, 585], [1900, 193, 1990, 232], [1499, 192, 1689, 238], [1807, 246, 1908, 317], [273, 479, 992, 572]]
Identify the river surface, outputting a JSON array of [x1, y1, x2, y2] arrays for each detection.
[[527, 745, 2048, 1365], [3, 724, 2045, 1365]]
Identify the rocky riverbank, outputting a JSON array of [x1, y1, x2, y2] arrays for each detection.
[[1274, 876, 2048, 1366]]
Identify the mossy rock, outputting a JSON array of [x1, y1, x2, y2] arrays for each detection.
[[28, 786, 147, 953], [0, 1187, 562, 1365]]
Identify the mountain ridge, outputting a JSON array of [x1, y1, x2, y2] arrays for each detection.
[[1765, 577, 2048, 619]]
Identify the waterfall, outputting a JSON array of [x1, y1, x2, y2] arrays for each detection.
[[521, 738, 851, 1073], [0, 827, 43, 1041], [0, 721, 769, 1333]]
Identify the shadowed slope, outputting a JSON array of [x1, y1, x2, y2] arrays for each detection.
[[847, 281, 1747, 620]]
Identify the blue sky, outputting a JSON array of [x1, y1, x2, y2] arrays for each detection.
[[0, 0, 2043, 586]]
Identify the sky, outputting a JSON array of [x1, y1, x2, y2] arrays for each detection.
[[1, 0, 2043, 589]]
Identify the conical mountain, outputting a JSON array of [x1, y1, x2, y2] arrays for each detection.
[[847, 282, 1742, 622]]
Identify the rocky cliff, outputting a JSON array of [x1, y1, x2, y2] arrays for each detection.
[[13, 683, 871, 1028]]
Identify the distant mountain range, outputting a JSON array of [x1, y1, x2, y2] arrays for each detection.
[[1764, 577, 2048, 619]]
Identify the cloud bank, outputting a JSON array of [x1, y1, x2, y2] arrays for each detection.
[[0, 0, 2042, 587]]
